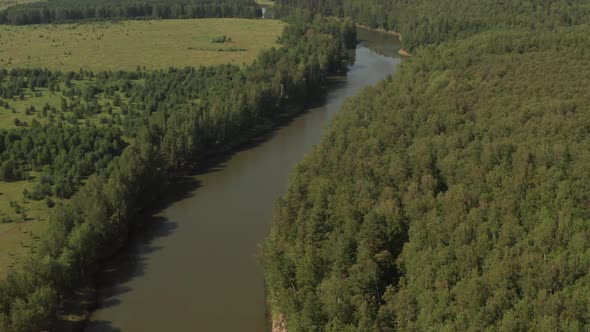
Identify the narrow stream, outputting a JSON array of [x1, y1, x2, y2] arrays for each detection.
[[86, 28, 401, 332]]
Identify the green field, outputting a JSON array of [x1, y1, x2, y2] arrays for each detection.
[[0, 18, 285, 71], [256, 0, 276, 6], [0, 0, 43, 10], [0, 161, 60, 279], [0, 211, 47, 279]]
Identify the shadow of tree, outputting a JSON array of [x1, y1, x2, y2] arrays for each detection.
[[78, 68, 351, 331]]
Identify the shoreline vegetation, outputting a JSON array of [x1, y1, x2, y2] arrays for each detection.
[[264, 1, 590, 331], [0, 11, 358, 331], [76, 88, 338, 331], [58, 95, 319, 330], [356, 24, 410, 57]]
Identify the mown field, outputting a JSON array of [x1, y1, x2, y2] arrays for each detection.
[[0, 18, 284, 71]]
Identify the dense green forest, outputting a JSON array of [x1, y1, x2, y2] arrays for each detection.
[[0, 0, 261, 24], [0, 14, 356, 331], [273, 0, 403, 31], [264, 1, 590, 331], [275, 0, 590, 49]]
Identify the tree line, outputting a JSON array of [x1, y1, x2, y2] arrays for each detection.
[[263, 1, 590, 331], [0, 0, 262, 25], [273, 0, 403, 31], [274, 0, 590, 49], [0, 14, 356, 331]]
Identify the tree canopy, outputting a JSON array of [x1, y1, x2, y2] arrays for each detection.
[[274, 0, 590, 49], [0, 0, 262, 24], [0, 14, 356, 331], [264, 1, 590, 331]]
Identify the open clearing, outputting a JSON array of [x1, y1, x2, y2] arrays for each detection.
[[256, 0, 276, 6], [0, 171, 53, 278], [0, 216, 47, 279], [0, 18, 285, 71], [0, 0, 43, 10]]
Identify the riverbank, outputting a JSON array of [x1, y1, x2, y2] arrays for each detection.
[[0, 15, 375, 332], [53, 81, 337, 331], [356, 24, 411, 57], [82, 30, 400, 331], [53, 71, 348, 330]]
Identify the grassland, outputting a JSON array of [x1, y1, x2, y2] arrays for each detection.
[[0, 183, 48, 279], [0, 18, 285, 71], [0, 219, 47, 279], [256, 0, 276, 6], [0, 0, 43, 10]]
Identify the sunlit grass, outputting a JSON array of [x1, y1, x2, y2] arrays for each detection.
[[0, 18, 285, 71], [0, 0, 44, 10]]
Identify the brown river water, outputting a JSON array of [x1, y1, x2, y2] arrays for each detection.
[[85, 28, 401, 332]]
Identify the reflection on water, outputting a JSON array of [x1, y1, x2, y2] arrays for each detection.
[[357, 27, 402, 58], [86, 29, 401, 332]]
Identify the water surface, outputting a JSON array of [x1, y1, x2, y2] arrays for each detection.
[[87, 29, 401, 332]]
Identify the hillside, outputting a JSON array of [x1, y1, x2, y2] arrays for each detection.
[[264, 2, 590, 331]]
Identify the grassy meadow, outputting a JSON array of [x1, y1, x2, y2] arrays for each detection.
[[0, 215, 47, 279], [0, 174, 49, 279], [256, 0, 276, 6], [0, 0, 42, 10], [0, 18, 285, 71]]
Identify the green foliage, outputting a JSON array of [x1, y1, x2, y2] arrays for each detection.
[[274, 0, 402, 31], [264, 2, 590, 331], [275, 0, 590, 50], [211, 35, 232, 43], [0, 14, 357, 330], [7, 286, 58, 332], [0, 119, 124, 195], [0, 0, 262, 25]]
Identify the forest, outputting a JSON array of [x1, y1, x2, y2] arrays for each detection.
[[273, 0, 403, 31], [2, 0, 590, 330], [263, 1, 590, 331], [275, 0, 590, 49], [0, 13, 356, 331], [0, 0, 261, 24]]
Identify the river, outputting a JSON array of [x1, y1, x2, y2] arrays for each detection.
[[86, 28, 401, 332]]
